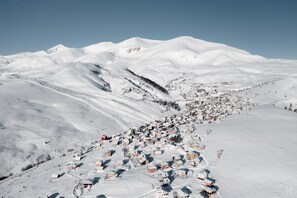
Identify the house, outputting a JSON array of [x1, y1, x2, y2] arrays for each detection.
[[202, 178, 215, 187], [73, 156, 82, 161], [203, 186, 217, 197], [139, 134, 145, 141], [104, 150, 113, 157], [50, 173, 60, 181], [138, 156, 149, 165], [136, 152, 148, 165], [133, 139, 140, 145], [197, 170, 208, 180], [122, 138, 130, 145], [174, 169, 187, 178], [94, 142, 102, 150], [159, 162, 170, 170], [147, 165, 158, 173], [196, 113, 203, 121], [172, 155, 181, 162], [159, 177, 170, 186], [105, 170, 118, 180], [129, 148, 138, 157], [172, 160, 184, 168], [159, 171, 169, 178], [95, 160, 104, 171], [154, 141, 164, 147], [80, 179, 93, 189], [101, 135, 108, 141], [139, 141, 147, 148], [173, 189, 189, 198], [114, 160, 130, 170], [186, 151, 199, 160], [155, 132, 162, 138], [67, 162, 78, 171], [147, 138, 155, 145], [177, 145, 185, 152], [188, 160, 197, 167], [153, 149, 162, 156], [167, 143, 177, 150], [160, 132, 167, 138]]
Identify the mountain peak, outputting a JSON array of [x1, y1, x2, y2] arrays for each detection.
[[117, 37, 161, 48], [47, 44, 68, 54]]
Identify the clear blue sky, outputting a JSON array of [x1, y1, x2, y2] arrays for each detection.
[[0, 0, 296, 59]]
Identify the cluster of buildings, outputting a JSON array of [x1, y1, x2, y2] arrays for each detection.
[[59, 87, 252, 197], [185, 89, 250, 124]]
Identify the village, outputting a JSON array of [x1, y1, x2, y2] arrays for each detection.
[[49, 86, 251, 198]]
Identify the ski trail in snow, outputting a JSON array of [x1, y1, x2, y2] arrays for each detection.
[[23, 79, 128, 130], [8, 73, 128, 131], [220, 157, 243, 198], [137, 189, 156, 198], [208, 131, 243, 198]]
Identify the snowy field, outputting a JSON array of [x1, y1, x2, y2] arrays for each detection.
[[0, 36, 296, 197]]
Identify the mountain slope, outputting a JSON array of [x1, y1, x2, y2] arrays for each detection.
[[0, 36, 297, 197]]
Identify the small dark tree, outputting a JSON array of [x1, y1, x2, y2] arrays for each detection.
[[169, 134, 183, 143], [289, 103, 293, 111]]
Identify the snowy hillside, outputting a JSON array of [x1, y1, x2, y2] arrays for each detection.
[[0, 36, 297, 197]]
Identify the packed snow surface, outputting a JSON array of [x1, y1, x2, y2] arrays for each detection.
[[0, 36, 297, 197]]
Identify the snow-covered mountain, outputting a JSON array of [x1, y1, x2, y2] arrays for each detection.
[[0, 36, 297, 197]]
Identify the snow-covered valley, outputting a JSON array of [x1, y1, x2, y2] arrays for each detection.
[[0, 36, 296, 197]]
